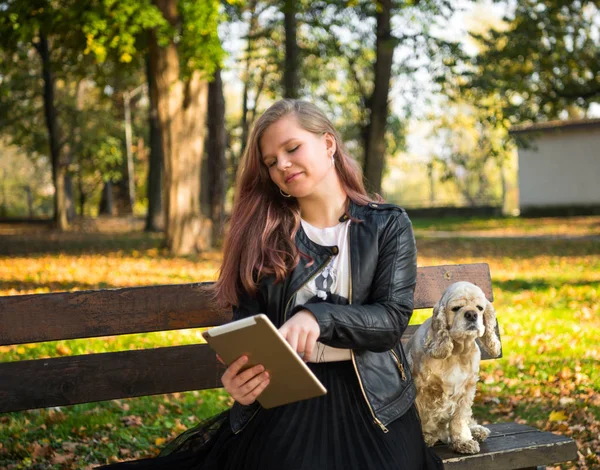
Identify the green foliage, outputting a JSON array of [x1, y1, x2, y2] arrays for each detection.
[[456, 0, 600, 123], [80, 0, 166, 63], [0, 138, 54, 217], [81, 0, 224, 80], [178, 0, 225, 80], [0, 36, 132, 213]]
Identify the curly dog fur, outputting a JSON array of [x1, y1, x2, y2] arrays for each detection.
[[406, 281, 501, 454]]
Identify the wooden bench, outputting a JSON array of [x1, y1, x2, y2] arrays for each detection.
[[0, 263, 577, 469]]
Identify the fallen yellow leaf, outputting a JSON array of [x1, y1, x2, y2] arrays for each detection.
[[549, 410, 568, 422], [56, 344, 72, 356], [155, 437, 166, 446]]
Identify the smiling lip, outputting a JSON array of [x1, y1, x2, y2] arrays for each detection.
[[285, 172, 302, 183]]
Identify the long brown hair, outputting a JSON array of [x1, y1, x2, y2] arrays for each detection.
[[213, 99, 380, 308]]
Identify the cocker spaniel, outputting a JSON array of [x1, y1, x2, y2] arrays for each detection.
[[406, 281, 501, 454]]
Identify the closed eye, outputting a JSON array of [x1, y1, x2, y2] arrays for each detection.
[[266, 146, 299, 168]]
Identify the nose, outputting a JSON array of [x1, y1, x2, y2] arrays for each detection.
[[464, 310, 478, 322], [276, 155, 292, 171]]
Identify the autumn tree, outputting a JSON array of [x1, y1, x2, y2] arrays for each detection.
[[84, 0, 223, 254]]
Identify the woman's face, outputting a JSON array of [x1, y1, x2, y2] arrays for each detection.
[[259, 115, 336, 199]]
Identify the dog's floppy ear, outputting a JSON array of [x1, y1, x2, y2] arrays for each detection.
[[424, 300, 454, 359], [480, 301, 501, 357]]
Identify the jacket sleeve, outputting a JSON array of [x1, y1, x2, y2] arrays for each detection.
[[290, 210, 417, 352]]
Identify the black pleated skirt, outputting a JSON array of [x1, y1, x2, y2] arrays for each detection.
[[97, 361, 443, 470]]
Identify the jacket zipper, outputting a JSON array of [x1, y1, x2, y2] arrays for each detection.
[[351, 351, 389, 433], [390, 349, 407, 381], [348, 222, 389, 433]]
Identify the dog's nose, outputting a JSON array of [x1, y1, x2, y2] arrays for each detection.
[[464, 310, 478, 322]]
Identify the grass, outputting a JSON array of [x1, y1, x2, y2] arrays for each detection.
[[411, 214, 600, 237], [0, 216, 599, 469]]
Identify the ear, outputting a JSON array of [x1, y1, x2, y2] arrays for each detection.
[[480, 301, 501, 357], [324, 132, 337, 156], [424, 301, 454, 359]]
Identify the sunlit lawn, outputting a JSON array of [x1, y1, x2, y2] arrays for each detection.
[[0, 216, 599, 469], [411, 214, 600, 237]]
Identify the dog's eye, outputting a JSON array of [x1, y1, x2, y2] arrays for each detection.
[[476, 305, 484, 311], [451, 306, 461, 312]]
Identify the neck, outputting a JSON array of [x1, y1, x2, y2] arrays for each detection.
[[298, 174, 347, 229]]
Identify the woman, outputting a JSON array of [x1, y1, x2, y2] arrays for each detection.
[[98, 99, 443, 469]]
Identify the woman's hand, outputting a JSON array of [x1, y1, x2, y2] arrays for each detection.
[[219, 355, 270, 405], [279, 309, 320, 361]]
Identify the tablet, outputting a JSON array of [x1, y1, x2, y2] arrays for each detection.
[[203, 314, 327, 408]]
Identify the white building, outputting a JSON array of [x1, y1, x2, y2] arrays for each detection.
[[510, 118, 600, 216]]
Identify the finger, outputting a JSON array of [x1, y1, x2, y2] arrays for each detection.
[[221, 355, 248, 383], [241, 374, 271, 402], [296, 330, 307, 356], [232, 364, 265, 389], [286, 328, 299, 355], [238, 371, 270, 398], [223, 364, 263, 399], [303, 330, 320, 362]]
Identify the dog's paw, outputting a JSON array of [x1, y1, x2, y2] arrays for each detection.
[[450, 439, 480, 454], [470, 425, 490, 442], [423, 433, 440, 447]]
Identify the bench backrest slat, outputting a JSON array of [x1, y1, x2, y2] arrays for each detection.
[[0, 344, 223, 413], [0, 263, 492, 346]]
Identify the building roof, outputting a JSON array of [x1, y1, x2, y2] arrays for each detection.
[[509, 117, 600, 135]]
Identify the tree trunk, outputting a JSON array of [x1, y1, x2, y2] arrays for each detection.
[[283, 0, 299, 99], [206, 66, 227, 245], [499, 156, 507, 214], [75, 80, 86, 218], [362, 0, 394, 195], [99, 181, 114, 215], [149, 0, 210, 255], [239, 0, 258, 163], [145, 53, 164, 232], [36, 33, 68, 230], [114, 90, 134, 216], [25, 185, 33, 217], [78, 169, 85, 216], [65, 173, 76, 221], [114, 177, 133, 215]]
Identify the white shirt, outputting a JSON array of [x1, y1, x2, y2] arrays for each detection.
[[294, 218, 352, 362]]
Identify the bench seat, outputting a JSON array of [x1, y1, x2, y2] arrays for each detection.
[[434, 422, 578, 470]]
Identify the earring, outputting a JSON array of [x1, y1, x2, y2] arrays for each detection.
[[280, 188, 292, 198], [330, 152, 335, 168]]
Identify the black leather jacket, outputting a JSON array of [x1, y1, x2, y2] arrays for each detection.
[[229, 200, 418, 434]]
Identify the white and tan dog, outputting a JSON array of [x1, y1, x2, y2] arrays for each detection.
[[406, 281, 501, 454]]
